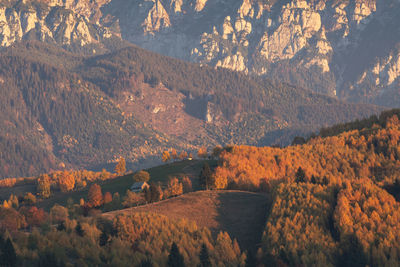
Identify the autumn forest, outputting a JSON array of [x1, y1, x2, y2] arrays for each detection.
[[0, 108, 399, 266]]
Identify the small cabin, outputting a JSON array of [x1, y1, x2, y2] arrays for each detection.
[[130, 181, 149, 193]]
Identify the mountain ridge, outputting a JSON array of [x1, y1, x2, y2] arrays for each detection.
[[0, 40, 383, 178], [0, 0, 398, 106]]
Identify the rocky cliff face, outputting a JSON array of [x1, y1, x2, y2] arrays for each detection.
[[99, 0, 400, 104], [0, 0, 398, 106], [0, 0, 117, 51]]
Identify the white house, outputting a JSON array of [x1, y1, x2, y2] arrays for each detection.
[[130, 181, 149, 192]]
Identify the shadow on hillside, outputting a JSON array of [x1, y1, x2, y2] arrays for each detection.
[[214, 191, 270, 252]]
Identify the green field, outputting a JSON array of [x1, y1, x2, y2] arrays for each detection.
[[32, 159, 215, 210]]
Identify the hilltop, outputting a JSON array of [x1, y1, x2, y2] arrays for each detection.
[[104, 190, 270, 251]]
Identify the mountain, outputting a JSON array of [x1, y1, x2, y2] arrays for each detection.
[[102, 0, 400, 106], [0, 0, 398, 106], [0, 42, 184, 178], [0, 40, 382, 178]]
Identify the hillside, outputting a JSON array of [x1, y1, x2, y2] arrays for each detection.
[[0, 41, 383, 178], [203, 109, 400, 265], [213, 109, 400, 189], [1, 110, 400, 266], [0, 159, 207, 209], [0, 44, 185, 178], [104, 190, 270, 251]]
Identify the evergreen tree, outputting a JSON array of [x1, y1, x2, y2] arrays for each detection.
[[340, 234, 367, 267], [150, 183, 162, 202], [99, 230, 108, 247], [75, 222, 84, 237], [245, 250, 256, 267], [0, 234, 4, 266], [167, 242, 185, 267], [199, 244, 211, 267], [1, 238, 17, 267], [57, 221, 66, 231], [199, 163, 212, 190], [295, 167, 306, 183], [143, 187, 151, 203], [311, 175, 317, 184], [139, 258, 154, 267], [38, 250, 65, 267]]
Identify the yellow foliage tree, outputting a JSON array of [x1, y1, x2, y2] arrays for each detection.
[[58, 171, 75, 192], [115, 157, 126, 176], [179, 151, 188, 160], [162, 151, 171, 162], [197, 146, 208, 159], [171, 149, 178, 161], [214, 173, 227, 190], [37, 174, 51, 198], [166, 177, 183, 197]]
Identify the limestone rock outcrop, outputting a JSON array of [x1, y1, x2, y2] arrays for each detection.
[[0, 0, 116, 49]]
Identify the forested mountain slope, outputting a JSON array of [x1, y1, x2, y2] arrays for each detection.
[[0, 41, 382, 178]]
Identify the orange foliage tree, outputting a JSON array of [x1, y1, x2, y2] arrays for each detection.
[[58, 171, 75, 192], [166, 177, 183, 197], [87, 184, 103, 208], [162, 151, 171, 162], [214, 115, 400, 190], [115, 157, 126, 176]]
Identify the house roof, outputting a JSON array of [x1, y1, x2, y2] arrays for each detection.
[[131, 181, 149, 189]]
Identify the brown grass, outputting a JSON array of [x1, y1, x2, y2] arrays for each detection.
[[103, 190, 270, 251]]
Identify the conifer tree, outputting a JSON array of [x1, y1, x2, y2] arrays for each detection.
[[1, 238, 17, 267], [311, 175, 317, 184], [200, 163, 212, 190], [139, 258, 154, 267], [99, 230, 108, 247], [143, 187, 151, 203], [295, 167, 306, 183], [199, 244, 211, 267], [57, 221, 66, 231], [340, 234, 367, 267], [245, 250, 256, 267], [150, 183, 163, 202], [167, 242, 184, 267], [75, 222, 84, 237], [38, 250, 65, 267], [0, 235, 4, 266]]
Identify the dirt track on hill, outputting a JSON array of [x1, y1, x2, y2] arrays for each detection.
[[103, 190, 270, 251]]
